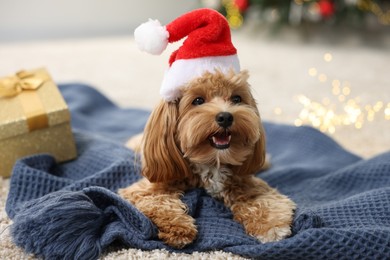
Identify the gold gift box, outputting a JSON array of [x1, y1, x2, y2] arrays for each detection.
[[0, 68, 77, 177]]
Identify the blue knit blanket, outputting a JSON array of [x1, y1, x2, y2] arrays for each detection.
[[6, 84, 390, 259]]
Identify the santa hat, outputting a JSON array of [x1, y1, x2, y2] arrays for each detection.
[[134, 8, 240, 102]]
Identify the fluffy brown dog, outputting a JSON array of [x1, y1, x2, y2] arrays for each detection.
[[119, 70, 296, 248]]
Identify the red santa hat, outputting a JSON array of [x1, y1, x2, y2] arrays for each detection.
[[134, 8, 240, 102]]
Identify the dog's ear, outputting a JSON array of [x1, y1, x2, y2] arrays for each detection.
[[234, 124, 266, 176], [232, 83, 266, 176], [141, 100, 191, 183]]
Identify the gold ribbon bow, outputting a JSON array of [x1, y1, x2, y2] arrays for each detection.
[[0, 70, 49, 131], [0, 70, 44, 97]]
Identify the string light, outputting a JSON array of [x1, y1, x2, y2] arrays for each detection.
[[323, 52, 333, 62], [222, 0, 243, 29], [308, 67, 318, 77], [357, 0, 390, 25], [318, 73, 327, 83], [385, 103, 390, 120], [274, 52, 390, 134], [295, 53, 390, 134]]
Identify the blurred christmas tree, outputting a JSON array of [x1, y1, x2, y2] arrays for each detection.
[[201, 0, 390, 30]]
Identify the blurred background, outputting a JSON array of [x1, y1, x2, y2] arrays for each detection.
[[0, 0, 198, 42], [0, 0, 389, 157]]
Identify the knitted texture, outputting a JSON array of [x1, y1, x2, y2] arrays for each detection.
[[6, 84, 390, 259]]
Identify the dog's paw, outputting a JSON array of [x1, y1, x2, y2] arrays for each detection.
[[255, 225, 292, 243], [158, 221, 198, 248], [232, 193, 295, 243]]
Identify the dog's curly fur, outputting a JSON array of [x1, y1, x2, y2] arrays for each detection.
[[119, 70, 296, 248]]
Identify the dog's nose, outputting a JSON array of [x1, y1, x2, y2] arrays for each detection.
[[215, 112, 233, 128]]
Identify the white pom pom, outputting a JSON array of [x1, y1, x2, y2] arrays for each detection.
[[134, 19, 169, 55]]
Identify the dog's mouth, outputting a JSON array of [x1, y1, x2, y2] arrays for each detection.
[[209, 130, 231, 150]]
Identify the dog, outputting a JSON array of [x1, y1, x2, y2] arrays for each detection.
[[119, 69, 296, 248]]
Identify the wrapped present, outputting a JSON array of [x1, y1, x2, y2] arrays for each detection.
[[0, 68, 77, 177]]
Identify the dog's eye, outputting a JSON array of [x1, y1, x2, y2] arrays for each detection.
[[192, 97, 205, 105], [231, 95, 242, 104]]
